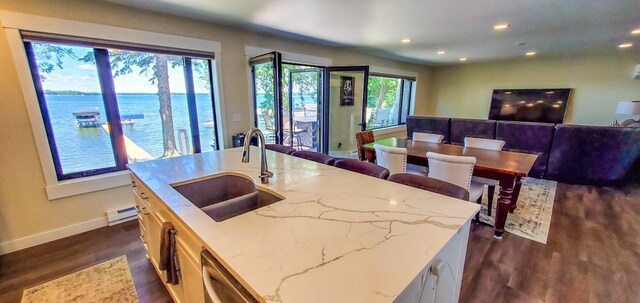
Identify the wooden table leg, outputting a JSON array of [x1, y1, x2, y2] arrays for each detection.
[[510, 177, 523, 213], [494, 176, 516, 239]]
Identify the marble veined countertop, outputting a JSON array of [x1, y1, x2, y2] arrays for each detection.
[[128, 147, 479, 303]]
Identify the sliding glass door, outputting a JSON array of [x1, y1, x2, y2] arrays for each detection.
[[322, 66, 369, 157]]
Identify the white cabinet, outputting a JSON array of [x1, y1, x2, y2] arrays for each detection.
[[395, 220, 471, 303], [131, 174, 205, 303]]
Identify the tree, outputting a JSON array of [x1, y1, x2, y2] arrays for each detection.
[[32, 43, 78, 81], [83, 50, 185, 157], [367, 77, 399, 126]]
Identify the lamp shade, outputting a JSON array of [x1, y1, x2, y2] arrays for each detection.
[[616, 101, 640, 115]]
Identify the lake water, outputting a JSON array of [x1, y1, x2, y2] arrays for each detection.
[[46, 94, 217, 174], [46, 93, 318, 175]]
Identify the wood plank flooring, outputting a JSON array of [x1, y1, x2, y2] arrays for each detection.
[[0, 221, 170, 303], [0, 182, 638, 303]]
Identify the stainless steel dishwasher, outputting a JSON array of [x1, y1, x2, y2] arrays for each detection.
[[201, 250, 259, 303]]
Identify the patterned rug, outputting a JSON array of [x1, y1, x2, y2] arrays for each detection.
[[478, 178, 557, 244], [22, 256, 139, 303]]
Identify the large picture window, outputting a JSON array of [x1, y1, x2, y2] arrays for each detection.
[[365, 75, 416, 130], [24, 38, 219, 180]]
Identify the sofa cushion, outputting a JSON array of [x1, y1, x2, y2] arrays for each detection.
[[450, 118, 497, 145], [496, 121, 556, 178], [547, 125, 640, 184], [406, 116, 451, 143]]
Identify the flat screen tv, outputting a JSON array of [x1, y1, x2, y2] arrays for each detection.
[[488, 89, 571, 124]]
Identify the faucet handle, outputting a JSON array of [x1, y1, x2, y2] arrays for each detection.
[[260, 170, 274, 179]]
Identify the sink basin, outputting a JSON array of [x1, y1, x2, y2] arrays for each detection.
[[171, 173, 284, 222]]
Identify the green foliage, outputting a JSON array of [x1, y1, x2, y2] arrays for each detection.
[[367, 77, 399, 108], [32, 43, 78, 81]]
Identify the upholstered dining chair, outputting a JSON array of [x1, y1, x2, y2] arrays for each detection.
[[334, 159, 390, 179], [464, 137, 506, 216], [426, 152, 484, 205], [265, 144, 297, 155], [413, 132, 445, 144], [355, 130, 375, 161], [388, 173, 469, 200], [373, 144, 407, 175], [291, 150, 335, 165]]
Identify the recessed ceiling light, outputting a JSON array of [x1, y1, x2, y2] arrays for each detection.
[[515, 42, 527, 46], [437, 50, 446, 55], [526, 51, 536, 56], [494, 24, 510, 30], [459, 57, 468, 62], [618, 43, 633, 48], [632, 29, 640, 35], [401, 38, 412, 43]]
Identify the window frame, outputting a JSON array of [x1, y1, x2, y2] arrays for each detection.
[[24, 39, 219, 181], [2, 11, 225, 199], [365, 73, 417, 131]]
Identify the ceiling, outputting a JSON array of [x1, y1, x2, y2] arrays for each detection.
[[101, 0, 640, 64]]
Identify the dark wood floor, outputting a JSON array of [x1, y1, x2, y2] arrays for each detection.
[[0, 182, 638, 303], [0, 221, 171, 303]]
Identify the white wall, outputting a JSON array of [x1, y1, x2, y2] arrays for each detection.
[[421, 48, 640, 125]]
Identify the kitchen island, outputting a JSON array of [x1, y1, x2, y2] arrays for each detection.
[[128, 147, 479, 303]]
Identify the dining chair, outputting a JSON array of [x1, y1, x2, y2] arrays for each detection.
[[334, 159, 390, 179], [373, 144, 407, 175], [388, 173, 469, 200], [265, 144, 297, 155], [464, 137, 506, 216], [291, 150, 335, 165], [355, 130, 375, 161], [413, 132, 444, 144], [426, 152, 484, 205]]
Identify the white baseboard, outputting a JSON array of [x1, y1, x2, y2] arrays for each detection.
[[0, 216, 108, 255]]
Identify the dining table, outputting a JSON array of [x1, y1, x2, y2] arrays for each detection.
[[363, 137, 538, 239]]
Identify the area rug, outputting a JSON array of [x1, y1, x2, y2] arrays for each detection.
[[478, 177, 557, 244], [21, 256, 139, 303]]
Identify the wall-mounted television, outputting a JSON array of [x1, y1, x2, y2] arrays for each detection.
[[488, 89, 571, 124]]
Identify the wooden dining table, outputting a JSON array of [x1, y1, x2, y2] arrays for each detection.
[[363, 137, 538, 239]]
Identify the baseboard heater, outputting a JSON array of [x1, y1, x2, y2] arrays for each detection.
[[106, 206, 138, 226]]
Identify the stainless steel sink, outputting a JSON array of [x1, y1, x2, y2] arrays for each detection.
[[171, 173, 284, 222]]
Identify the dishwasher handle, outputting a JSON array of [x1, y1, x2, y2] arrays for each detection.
[[202, 265, 223, 303], [201, 250, 258, 303]]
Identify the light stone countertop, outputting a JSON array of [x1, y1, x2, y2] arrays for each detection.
[[128, 147, 480, 303]]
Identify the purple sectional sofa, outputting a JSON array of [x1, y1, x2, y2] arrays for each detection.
[[450, 118, 497, 145], [406, 116, 640, 184]]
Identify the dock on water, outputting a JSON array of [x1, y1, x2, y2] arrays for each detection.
[[101, 124, 154, 162]]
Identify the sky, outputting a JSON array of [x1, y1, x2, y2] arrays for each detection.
[[36, 44, 210, 94]]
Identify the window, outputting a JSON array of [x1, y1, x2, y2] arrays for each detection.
[[365, 75, 416, 130], [24, 39, 219, 180]]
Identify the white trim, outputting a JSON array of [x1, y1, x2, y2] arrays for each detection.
[[210, 59, 228, 149], [46, 171, 132, 200], [2, 12, 228, 198], [372, 124, 407, 136], [0, 216, 108, 255], [370, 66, 419, 79], [245, 45, 333, 66], [4, 28, 58, 187], [0, 11, 221, 53]]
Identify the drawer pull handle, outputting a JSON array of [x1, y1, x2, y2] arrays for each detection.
[[139, 193, 149, 200], [139, 236, 146, 244]]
